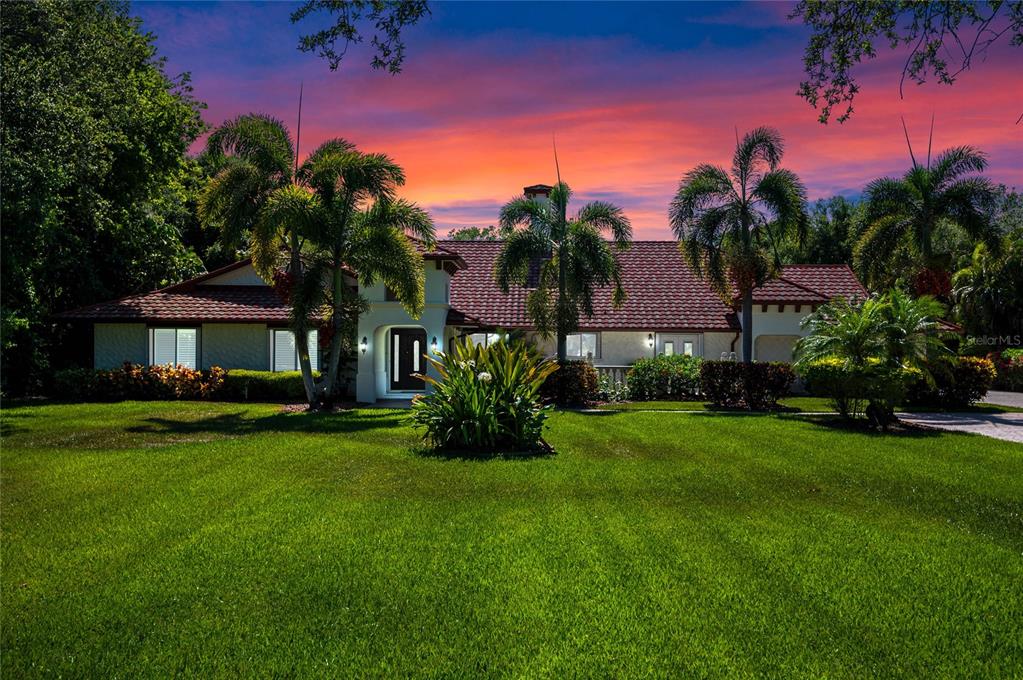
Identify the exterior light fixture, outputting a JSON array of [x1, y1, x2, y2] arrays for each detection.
[[646, 333, 654, 348], [431, 336, 439, 353], [360, 337, 368, 354]]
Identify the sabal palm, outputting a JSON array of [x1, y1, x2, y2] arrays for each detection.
[[669, 127, 807, 364], [494, 182, 631, 362], [856, 146, 997, 291]]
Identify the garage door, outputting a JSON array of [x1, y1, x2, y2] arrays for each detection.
[[754, 335, 800, 363]]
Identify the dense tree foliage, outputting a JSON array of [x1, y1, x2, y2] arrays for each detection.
[[670, 127, 808, 364], [291, 0, 430, 73], [953, 230, 1023, 343], [791, 1, 1023, 124], [781, 196, 862, 265], [1, 0, 206, 393], [447, 225, 512, 241]]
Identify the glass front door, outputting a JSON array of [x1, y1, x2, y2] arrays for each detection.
[[390, 328, 427, 391]]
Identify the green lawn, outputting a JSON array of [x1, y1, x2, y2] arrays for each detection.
[[597, 396, 1023, 413], [3, 402, 1022, 677]]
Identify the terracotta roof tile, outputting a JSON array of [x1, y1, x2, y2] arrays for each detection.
[[57, 285, 291, 323]]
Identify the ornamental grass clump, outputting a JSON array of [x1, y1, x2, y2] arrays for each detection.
[[409, 339, 559, 454]]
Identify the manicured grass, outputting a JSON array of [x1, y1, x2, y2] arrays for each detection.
[[597, 396, 1023, 413], [3, 401, 1022, 677]]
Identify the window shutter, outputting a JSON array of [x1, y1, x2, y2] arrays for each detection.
[[153, 329, 176, 365], [307, 330, 319, 371], [176, 329, 197, 368], [274, 330, 296, 371]]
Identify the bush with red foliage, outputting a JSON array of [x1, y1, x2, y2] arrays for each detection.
[[700, 361, 795, 409]]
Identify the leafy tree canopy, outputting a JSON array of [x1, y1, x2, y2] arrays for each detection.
[[791, 1, 1023, 123], [447, 225, 513, 241], [292, 0, 430, 73], [1, 0, 206, 392]]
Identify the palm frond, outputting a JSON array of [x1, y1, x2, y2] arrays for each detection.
[[252, 185, 321, 277], [494, 228, 548, 292], [360, 197, 436, 249], [752, 168, 809, 244], [668, 164, 734, 237], [205, 113, 294, 181], [733, 126, 783, 180], [575, 201, 632, 248], [853, 214, 911, 289], [930, 146, 987, 187], [347, 226, 425, 317]]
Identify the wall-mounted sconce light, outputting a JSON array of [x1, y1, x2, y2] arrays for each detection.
[[431, 336, 439, 353], [646, 333, 654, 348], [360, 337, 368, 355]]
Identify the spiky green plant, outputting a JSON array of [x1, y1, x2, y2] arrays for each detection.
[[494, 182, 631, 362], [409, 339, 558, 453], [669, 127, 808, 364]]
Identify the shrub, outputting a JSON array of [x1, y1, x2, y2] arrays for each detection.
[[596, 371, 629, 403], [409, 340, 558, 453], [626, 354, 702, 401], [221, 370, 318, 401], [700, 361, 795, 410], [539, 359, 598, 406], [799, 359, 920, 420], [51, 363, 225, 401], [907, 356, 996, 408], [990, 350, 1023, 392]]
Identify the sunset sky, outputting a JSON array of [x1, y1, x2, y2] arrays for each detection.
[[136, 1, 1021, 239]]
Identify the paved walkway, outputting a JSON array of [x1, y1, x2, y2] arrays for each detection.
[[898, 412, 1023, 443], [983, 390, 1023, 409]]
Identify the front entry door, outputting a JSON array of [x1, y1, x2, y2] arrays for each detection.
[[390, 328, 427, 391]]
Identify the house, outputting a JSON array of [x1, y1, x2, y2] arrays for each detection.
[[58, 185, 866, 403]]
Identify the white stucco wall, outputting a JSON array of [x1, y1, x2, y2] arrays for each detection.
[[355, 266, 452, 402], [201, 323, 268, 370], [94, 323, 148, 369], [200, 263, 267, 286]]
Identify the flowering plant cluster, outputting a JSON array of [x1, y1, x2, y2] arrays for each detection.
[[409, 338, 558, 453], [52, 363, 226, 401]]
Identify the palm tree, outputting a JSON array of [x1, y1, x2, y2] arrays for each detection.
[[288, 140, 435, 401], [669, 127, 808, 364], [198, 114, 434, 406], [494, 182, 631, 362], [855, 145, 998, 293], [198, 114, 320, 400]]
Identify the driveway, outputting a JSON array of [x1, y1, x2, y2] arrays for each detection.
[[899, 412, 1023, 443], [983, 390, 1023, 409]]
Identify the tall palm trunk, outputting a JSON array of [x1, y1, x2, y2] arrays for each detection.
[[290, 234, 318, 405], [741, 288, 753, 364], [322, 259, 347, 399], [556, 243, 568, 362]]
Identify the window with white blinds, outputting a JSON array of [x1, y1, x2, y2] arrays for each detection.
[[271, 329, 318, 372], [150, 328, 198, 368]]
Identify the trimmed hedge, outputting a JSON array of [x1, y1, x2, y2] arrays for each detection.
[[799, 358, 921, 421], [540, 360, 598, 406], [700, 361, 795, 410], [51, 363, 226, 401], [906, 356, 996, 408], [626, 354, 702, 401], [220, 370, 318, 402]]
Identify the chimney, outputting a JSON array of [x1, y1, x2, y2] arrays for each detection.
[[523, 184, 553, 205]]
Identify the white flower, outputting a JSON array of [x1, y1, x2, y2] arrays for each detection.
[[457, 361, 467, 370], [477, 371, 493, 383], [467, 359, 476, 368]]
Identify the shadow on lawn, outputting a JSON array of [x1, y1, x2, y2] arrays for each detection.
[[126, 409, 408, 437], [412, 441, 556, 462]]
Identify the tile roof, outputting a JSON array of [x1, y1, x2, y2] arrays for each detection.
[[442, 241, 741, 331], [58, 242, 867, 328], [56, 285, 292, 323], [441, 241, 867, 331]]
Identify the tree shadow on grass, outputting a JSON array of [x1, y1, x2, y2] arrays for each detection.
[[410, 440, 556, 462], [126, 409, 409, 437]]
